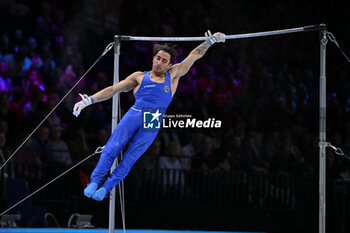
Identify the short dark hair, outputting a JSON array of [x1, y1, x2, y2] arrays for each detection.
[[153, 43, 177, 64]]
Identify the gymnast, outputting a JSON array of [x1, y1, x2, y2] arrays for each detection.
[[73, 30, 225, 201]]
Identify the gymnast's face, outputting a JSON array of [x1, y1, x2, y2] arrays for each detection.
[[152, 50, 172, 75]]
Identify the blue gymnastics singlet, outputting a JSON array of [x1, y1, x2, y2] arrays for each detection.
[[89, 71, 173, 194]]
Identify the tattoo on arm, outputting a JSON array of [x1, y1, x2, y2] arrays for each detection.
[[195, 42, 210, 55], [173, 42, 210, 79]]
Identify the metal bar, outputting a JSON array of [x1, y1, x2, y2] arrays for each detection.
[[109, 36, 121, 233], [319, 24, 327, 233], [118, 25, 321, 42]]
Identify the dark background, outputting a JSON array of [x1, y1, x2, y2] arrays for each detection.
[[0, 1, 350, 233]]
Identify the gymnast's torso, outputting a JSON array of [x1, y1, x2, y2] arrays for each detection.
[[131, 71, 173, 113]]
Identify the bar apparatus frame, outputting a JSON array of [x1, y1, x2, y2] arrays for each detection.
[[110, 24, 327, 233]]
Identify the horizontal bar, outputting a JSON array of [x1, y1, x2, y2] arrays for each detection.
[[225, 26, 304, 40], [117, 24, 322, 42]]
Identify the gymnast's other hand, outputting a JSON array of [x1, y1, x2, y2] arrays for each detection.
[[73, 93, 94, 117], [205, 30, 226, 46]]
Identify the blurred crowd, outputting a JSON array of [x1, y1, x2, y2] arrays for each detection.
[[0, 0, 350, 201]]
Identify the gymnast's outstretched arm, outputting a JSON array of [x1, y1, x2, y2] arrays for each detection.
[[91, 71, 141, 102], [73, 71, 142, 117], [169, 31, 225, 79]]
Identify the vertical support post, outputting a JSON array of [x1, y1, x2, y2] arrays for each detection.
[[319, 24, 327, 233], [109, 36, 121, 233]]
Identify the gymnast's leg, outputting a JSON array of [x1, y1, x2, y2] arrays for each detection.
[[84, 109, 141, 198], [92, 129, 158, 201]]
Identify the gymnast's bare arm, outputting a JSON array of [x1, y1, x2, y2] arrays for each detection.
[[91, 71, 143, 103], [168, 31, 225, 94], [169, 42, 211, 80], [73, 72, 143, 117]]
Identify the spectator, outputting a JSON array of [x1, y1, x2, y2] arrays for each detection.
[[139, 137, 162, 170], [158, 141, 186, 201], [0, 131, 10, 198], [9, 29, 25, 53], [59, 65, 76, 89], [31, 125, 50, 162], [0, 132, 9, 164], [67, 126, 91, 195], [46, 124, 72, 197], [67, 126, 91, 163], [22, 79, 45, 116], [7, 87, 24, 129], [13, 133, 42, 179], [262, 130, 281, 161], [0, 92, 17, 135], [270, 134, 304, 175], [192, 134, 217, 171], [46, 124, 72, 170], [159, 141, 184, 185], [196, 64, 215, 93], [241, 134, 268, 174], [0, 35, 10, 59], [3, 43, 31, 79], [193, 91, 213, 120], [39, 43, 55, 80], [25, 37, 43, 71], [180, 132, 203, 170], [211, 75, 233, 113], [227, 134, 244, 172], [129, 137, 163, 201], [0, 60, 12, 93]]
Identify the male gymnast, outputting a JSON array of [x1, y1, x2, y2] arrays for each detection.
[[73, 30, 225, 201]]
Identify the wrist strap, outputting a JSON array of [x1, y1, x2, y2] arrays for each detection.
[[90, 96, 95, 104], [205, 40, 213, 47]]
